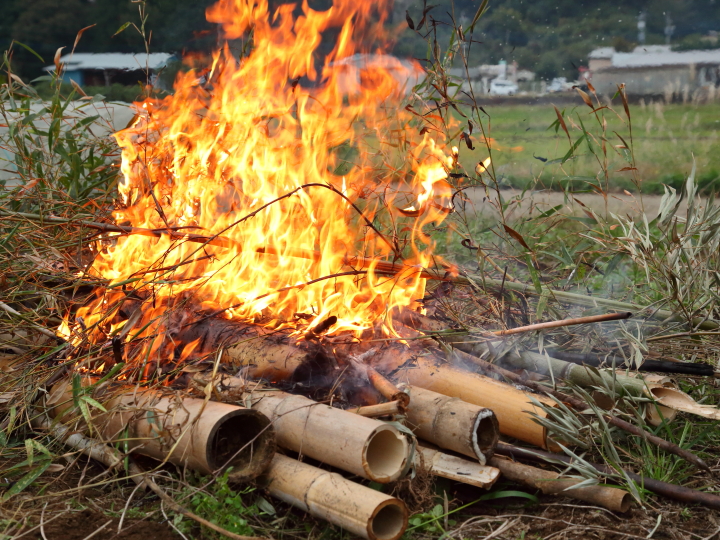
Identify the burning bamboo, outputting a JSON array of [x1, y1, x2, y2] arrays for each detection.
[[417, 446, 500, 489], [46, 378, 276, 478], [488, 456, 632, 512], [350, 401, 406, 417], [262, 454, 408, 540], [402, 386, 498, 464], [247, 390, 410, 483]]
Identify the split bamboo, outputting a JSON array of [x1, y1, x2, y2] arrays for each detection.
[[263, 454, 408, 540], [46, 378, 276, 477], [402, 386, 498, 464], [489, 456, 631, 512], [248, 390, 410, 483], [417, 446, 499, 489]]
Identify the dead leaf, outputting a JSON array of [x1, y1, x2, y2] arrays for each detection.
[[503, 224, 530, 250]]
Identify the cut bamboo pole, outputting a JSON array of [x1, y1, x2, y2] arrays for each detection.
[[248, 391, 410, 483], [263, 454, 408, 540], [489, 456, 631, 512], [402, 386, 498, 464], [379, 352, 557, 450], [417, 446, 499, 489], [46, 378, 276, 478]]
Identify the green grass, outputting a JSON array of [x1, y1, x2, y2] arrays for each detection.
[[460, 101, 720, 194]]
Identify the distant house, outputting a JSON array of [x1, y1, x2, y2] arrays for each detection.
[[587, 45, 720, 99], [44, 53, 173, 87]]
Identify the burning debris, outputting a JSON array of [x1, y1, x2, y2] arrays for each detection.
[[2, 0, 720, 537]]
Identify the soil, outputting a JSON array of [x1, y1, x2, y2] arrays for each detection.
[[31, 508, 177, 540]]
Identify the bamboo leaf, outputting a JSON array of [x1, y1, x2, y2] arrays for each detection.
[[1, 461, 50, 502]]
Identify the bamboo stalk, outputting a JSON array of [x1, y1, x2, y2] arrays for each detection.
[[402, 386, 498, 464], [46, 378, 276, 478], [247, 390, 410, 483], [489, 456, 631, 512], [417, 446, 500, 489], [262, 454, 408, 540], [495, 442, 720, 511]]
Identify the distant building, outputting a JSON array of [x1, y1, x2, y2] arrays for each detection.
[[447, 61, 535, 94], [587, 45, 720, 99], [44, 53, 173, 87]]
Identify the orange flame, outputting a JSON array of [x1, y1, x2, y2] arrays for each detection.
[[64, 0, 459, 354]]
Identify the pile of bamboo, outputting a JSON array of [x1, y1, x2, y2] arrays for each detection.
[[18, 304, 720, 540]]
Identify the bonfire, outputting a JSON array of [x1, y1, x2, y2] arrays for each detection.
[[2, 0, 720, 538]]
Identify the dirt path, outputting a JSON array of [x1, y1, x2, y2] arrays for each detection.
[[462, 188, 694, 221]]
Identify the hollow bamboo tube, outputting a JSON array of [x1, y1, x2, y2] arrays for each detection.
[[388, 356, 556, 450], [248, 391, 410, 483], [263, 454, 408, 540], [417, 447, 499, 489], [402, 386, 498, 464], [489, 456, 632, 512], [46, 378, 276, 478]]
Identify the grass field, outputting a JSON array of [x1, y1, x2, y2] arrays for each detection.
[[462, 100, 720, 194]]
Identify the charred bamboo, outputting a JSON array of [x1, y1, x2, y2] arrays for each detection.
[[402, 386, 498, 464], [263, 454, 408, 540], [546, 349, 716, 377]]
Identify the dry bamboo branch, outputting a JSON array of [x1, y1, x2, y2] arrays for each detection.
[[30, 413, 143, 485], [366, 366, 409, 407], [488, 312, 632, 336], [495, 442, 720, 511], [489, 456, 631, 512], [350, 401, 405, 417], [262, 454, 407, 540]]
